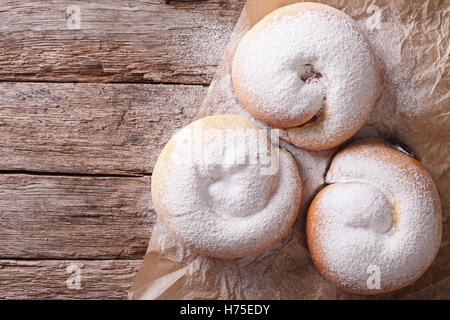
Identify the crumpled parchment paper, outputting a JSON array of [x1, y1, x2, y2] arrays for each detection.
[[130, 0, 450, 299]]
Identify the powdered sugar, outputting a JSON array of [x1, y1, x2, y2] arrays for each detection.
[[137, 2, 448, 300], [232, 6, 378, 149], [153, 116, 302, 258], [311, 143, 441, 292]]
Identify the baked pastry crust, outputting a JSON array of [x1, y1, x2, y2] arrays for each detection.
[[152, 115, 302, 258], [232, 2, 379, 150], [306, 140, 442, 294]]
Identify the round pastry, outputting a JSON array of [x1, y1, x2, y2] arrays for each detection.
[[152, 115, 302, 259], [306, 140, 442, 294], [232, 2, 379, 150]]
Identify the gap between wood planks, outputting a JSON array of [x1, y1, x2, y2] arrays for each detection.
[[0, 169, 146, 178], [0, 257, 143, 261], [0, 79, 210, 87]]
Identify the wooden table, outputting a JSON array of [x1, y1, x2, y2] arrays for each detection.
[[0, 0, 244, 299]]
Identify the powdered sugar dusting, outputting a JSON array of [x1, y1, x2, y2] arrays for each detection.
[[233, 7, 378, 148], [155, 116, 301, 258], [134, 2, 449, 300], [312, 143, 441, 292]]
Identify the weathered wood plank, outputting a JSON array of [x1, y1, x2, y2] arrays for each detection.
[[0, 0, 244, 84], [0, 174, 153, 259], [0, 82, 204, 175], [0, 259, 141, 299]]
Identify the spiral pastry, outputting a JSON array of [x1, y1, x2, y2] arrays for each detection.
[[232, 2, 379, 150], [152, 115, 302, 258], [306, 140, 442, 294]]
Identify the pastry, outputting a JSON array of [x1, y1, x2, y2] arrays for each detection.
[[306, 140, 442, 294], [152, 115, 302, 258], [232, 2, 379, 150]]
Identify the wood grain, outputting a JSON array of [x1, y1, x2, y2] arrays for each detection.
[[0, 174, 154, 259], [0, 259, 141, 299], [0, 0, 244, 84], [0, 82, 204, 175], [0, 0, 245, 300]]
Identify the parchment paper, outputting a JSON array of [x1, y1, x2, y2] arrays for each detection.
[[130, 0, 450, 299]]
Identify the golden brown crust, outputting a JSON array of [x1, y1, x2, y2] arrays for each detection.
[[306, 140, 442, 294]]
